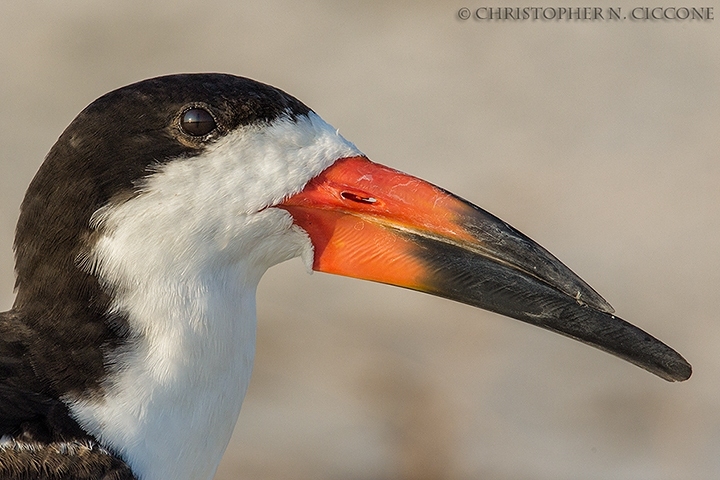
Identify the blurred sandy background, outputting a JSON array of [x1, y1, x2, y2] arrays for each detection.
[[1, 1, 718, 479]]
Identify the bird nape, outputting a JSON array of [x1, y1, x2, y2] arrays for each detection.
[[0, 74, 691, 480]]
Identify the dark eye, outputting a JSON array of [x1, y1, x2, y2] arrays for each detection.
[[180, 108, 216, 136]]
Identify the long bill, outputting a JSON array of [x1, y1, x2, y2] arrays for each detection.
[[278, 156, 691, 382]]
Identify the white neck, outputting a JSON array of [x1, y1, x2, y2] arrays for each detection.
[[70, 265, 260, 480], [68, 206, 311, 480]]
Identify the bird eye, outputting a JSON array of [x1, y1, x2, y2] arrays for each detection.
[[180, 108, 216, 136]]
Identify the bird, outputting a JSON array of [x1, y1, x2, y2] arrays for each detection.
[[0, 73, 691, 480]]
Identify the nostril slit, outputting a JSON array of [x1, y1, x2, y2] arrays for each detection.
[[341, 192, 377, 204]]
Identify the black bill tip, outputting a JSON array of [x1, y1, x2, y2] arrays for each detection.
[[413, 233, 692, 382]]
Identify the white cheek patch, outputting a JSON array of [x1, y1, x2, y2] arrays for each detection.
[[69, 111, 363, 480], [85, 111, 361, 300], [146, 111, 361, 215]]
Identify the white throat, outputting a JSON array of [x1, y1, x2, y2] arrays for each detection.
[[67, 112, 361, 480]]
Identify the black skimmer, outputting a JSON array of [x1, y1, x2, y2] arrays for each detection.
[[0, 74, 690, 480]]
